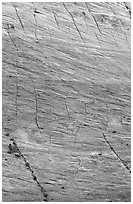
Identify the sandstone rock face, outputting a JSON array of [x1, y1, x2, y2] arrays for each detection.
[[2, 2, 131, 202]]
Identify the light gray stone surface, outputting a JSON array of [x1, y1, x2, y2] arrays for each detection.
[[2, 2, 131, 202]]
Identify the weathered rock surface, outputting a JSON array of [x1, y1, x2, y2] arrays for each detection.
[[2, 2, 131, 202]]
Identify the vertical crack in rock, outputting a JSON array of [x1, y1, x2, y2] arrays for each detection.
[[118, 18, 130, 50], [85, 2, 102, 34], [74, 126, 80, 148], [64, 92, 71, 132], [12, 3, 24, 31], [6, 23, 17, 48], [82, 4, 101, 47], [32, 4, 52, 44], [107, 3, 128, 50], [103, 4, 119, 50], [8, 139, 48, 201], [102, 93, 131, 174], [63, 3, 86, 47], [32, 3, 39, 43], [51, 4, 60, 30], [28, 75, 41, 130], [103, 132, 131, 173]]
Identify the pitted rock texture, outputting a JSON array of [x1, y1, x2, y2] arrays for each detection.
[[2, 2, 131, 202]]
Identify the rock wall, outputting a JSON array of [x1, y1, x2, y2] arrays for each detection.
[[2, 2, 131, 202]]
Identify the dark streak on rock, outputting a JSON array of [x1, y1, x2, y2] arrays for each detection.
[[9, 138, 49, 201]]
